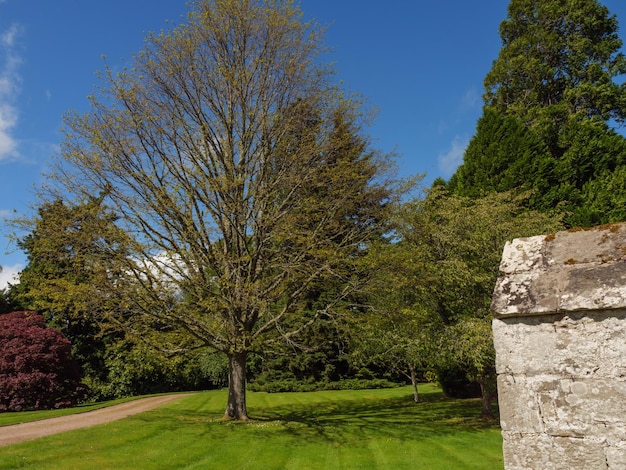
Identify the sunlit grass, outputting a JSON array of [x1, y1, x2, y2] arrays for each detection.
[[0, 385, 503, 469]]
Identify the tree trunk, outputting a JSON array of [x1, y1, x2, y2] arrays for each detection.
[[478, 375, 493, 420], [224, 351, 249, 420], [409, 365, 419, 403]]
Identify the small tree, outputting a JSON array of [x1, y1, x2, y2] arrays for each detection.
[[351, 307, 433, 403], [368, 188, 563, 418], [353, 232, 440, 403], [0, 311, 86, 411], [444, 317, 497, 419]]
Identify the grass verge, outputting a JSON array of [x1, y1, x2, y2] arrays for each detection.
[[0, 394, 180, 427], [0, 384, 503, 469]]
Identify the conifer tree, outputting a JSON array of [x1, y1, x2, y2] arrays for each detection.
[[450, 0, 626, 226]]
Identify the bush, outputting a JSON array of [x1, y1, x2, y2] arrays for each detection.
[[0, 311, 87, 411], [248, 375, 400, 393], [436, 367, 481, 399], [83, 339, 229, 401]]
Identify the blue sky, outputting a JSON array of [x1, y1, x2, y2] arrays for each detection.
[[1, 0, 626, 288]]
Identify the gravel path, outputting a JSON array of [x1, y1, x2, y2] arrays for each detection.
[[0, 394, 193, 447]]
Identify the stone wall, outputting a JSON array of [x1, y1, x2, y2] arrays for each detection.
[[491, 223, 626, 469]]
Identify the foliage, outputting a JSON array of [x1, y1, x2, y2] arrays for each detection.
[[574, 160, 626, 226], [86, 337, 227, 400], [443, 317, 497, 417], [349, 283, 435, 402], [0, 311, 87, 411], [448, 108, 549, 198], [363, 188, 563, 417], [248, 373, 398, 393], [485, 0, 626, 126], [247, 291, 360, 382], [13, 196, 132, 387], [450, 0, 626, 227], [0, 386, 504, 469], [0, 287, 21, 315], [390, 188, 562, 321], [54, 0, 400, 419], [12, 197, 224, 400]]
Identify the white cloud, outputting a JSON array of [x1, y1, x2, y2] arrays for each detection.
[[0, 103, 18, 156], [0, 263, 21, 290], [461, 88, 480, 111], [0, 23, 22, 161], [1, 24, 19, 48], [438, 136, 469, 177]]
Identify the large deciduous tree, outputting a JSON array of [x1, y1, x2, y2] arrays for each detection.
[[55, 0, 397, 419], [450, 0, 626, 226]]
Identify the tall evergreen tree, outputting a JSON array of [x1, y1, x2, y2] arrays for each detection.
[[450, 0, 626, 226], [13, 197, 132, 390]]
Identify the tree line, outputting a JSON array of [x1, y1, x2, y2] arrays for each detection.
[[1, 0, 625, 419]]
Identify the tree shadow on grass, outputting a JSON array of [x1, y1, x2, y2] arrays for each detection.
[[133, 388, 500, 447], [247, 390, 500, 446]]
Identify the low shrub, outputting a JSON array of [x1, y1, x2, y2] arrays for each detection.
[[84, 342, 229, 401], [436, 367, 481, 399], [0, 311, 87, 411], [248, 377, 400, 393]]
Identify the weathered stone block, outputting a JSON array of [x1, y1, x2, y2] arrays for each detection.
[[493, 312, 626, 377], [497, 374, 544, 433], [492, 223, 626, 469], [537, 377, 626, 440], [502, 433, 610, 470], [492, 224, 626, 317], [606, 442, 626, 470]]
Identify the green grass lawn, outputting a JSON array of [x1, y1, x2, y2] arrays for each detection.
[[0, 384, 503, 469]]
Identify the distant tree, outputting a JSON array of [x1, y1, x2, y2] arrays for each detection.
[[13, 196, 133, 392], [443, 317, 497, 419], [0, 291, 9, 315], [0, 267, 8, 314], [350, 304, 433, 403], [54, 0, 400, 419], [0, 285, 22, 315], [93, 334, 225, 398], [13, 197, 224, 399], [368, 188, 562, 418], [0, 311, 86, 411], [485, 0, 626, 128], [448, 108, 550, 198], [450, 0, 626, 226], [250, 311, 354, 389], [576, 165, 626, 225]]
